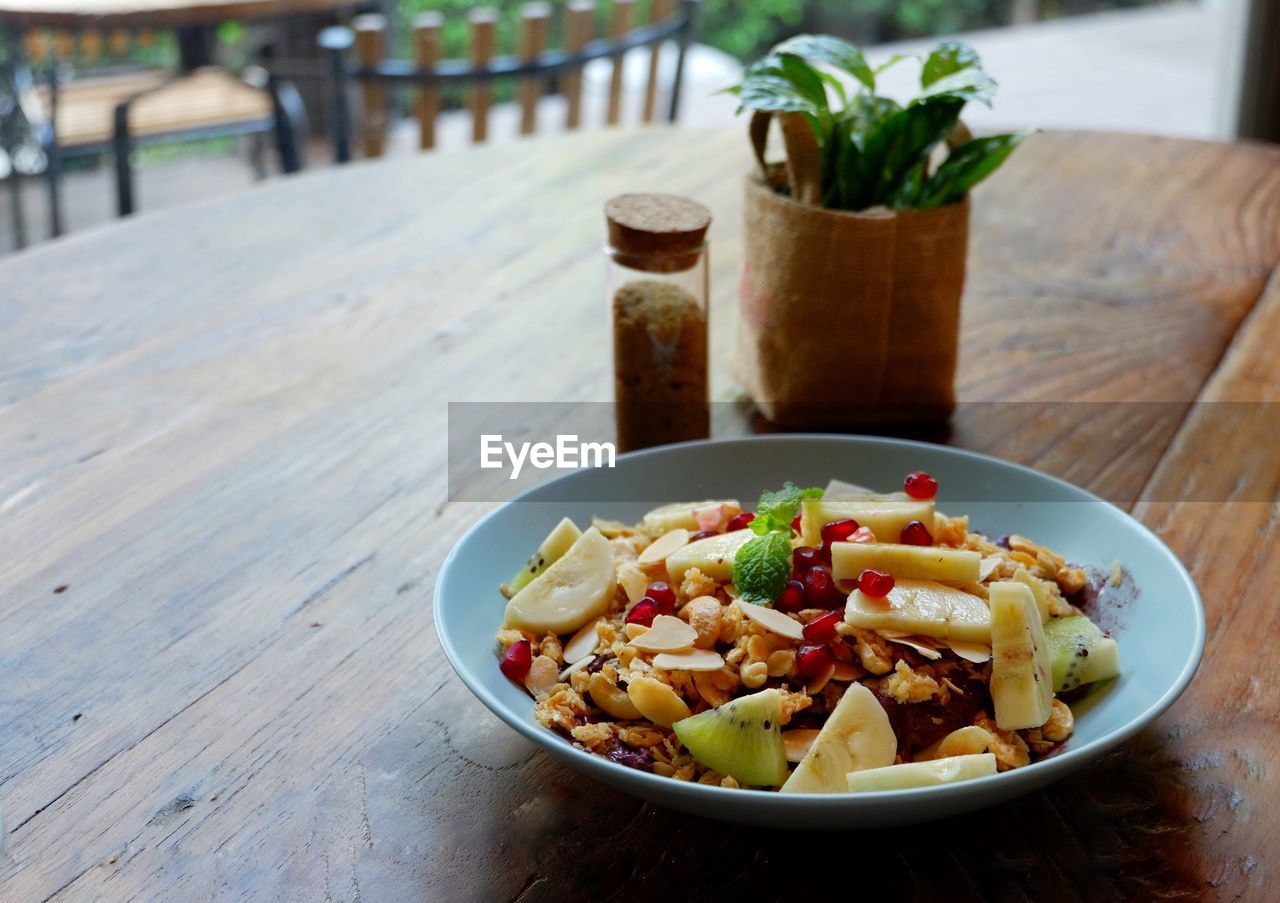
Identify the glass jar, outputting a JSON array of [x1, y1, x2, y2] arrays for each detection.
[[605, 193, 712, 453]]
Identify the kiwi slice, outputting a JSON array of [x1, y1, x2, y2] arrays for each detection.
[[1044, 615, 1121, 692], [505, 517, 582, 597], [672, 688, 788, 787]]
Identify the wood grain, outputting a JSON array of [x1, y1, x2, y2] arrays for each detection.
[[0, 128, 1278, 900]]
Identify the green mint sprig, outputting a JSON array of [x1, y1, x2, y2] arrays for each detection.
[[732, 482, 823, 604]]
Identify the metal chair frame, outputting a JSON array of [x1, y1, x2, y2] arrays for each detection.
[[0, 26, 308, 249]]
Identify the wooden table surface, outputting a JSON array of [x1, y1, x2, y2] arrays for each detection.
[[0, 0, 348, 29], [0, 127, 1278, 901]]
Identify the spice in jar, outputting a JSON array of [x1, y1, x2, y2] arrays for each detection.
[[605, 193, 711, 452]]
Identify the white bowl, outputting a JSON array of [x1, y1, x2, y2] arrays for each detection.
[[435, 435, 1203, 828]]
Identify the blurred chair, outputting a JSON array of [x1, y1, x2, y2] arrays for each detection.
[[1, 26, 306, 247], [317, 0, 701, 162]]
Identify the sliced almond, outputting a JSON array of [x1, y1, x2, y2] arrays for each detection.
[[558, 655, 595, 681], [832, 661, 864, 682], [805, 661, 837, 694], [617, 562, 651, 606], [563, 618, 603, 664], [733, 600, 804, 641], [637, 529, 690, 568], [978, 556, 1002, 581], [593, 517, 634, 538], [627, 614, 697, 652], [782, 728, 821, 763], [880, 633, 943, 660], [946, 639, 992, 663], [652, 648, 725, 672], [524, 655, 560, 698], [623, 622, 650, 641]]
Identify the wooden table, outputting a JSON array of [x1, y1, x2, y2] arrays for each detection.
[[0, 128, 1277, 900]]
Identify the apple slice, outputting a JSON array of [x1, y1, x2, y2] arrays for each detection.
[[823, 479, 909, 502], [665, 528, 755, 582], [642, 499, 739, 534], [504, 517, 582, 597], [503, 527, 616, 634], [780, 683, 897, 793], [844, 579, 991, 643], [845, 754, 996, 791], [830, 542, 980, 583], [799, 499, 934, 547]]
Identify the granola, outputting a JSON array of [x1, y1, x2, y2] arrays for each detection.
[[495, 474, 1121, 792]]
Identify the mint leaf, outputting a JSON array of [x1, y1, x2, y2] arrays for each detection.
[[752, 481, 824, 534], [732, 532, 794, 605]]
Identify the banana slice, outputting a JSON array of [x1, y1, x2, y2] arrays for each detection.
[[503, 527, 617, 634], [989, 581, 1054, 730], [642, 499, 739, 534], [780, 683, 897, 794], [799, 499, 934, 547], [845, 754, 997, 791], [831, 542, 980, 583], [665, 529, 755, 583], [1012, 567, 1051, 623], [844, 579, 991, 643]]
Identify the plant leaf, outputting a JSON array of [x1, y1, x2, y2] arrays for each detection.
[[859, 98, 962, 207], [913, 66, 997, 108], [731, 53, 829, 117], [771, 33, 875, 91], [921, 41, 980, 87], [917, 131, 1032, 208], [874, 53, 912, 76], [731, 531, 794, 605]]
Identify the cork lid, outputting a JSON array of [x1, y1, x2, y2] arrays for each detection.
[[605, 193, 711, 271]]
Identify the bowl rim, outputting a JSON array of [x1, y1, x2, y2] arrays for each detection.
[[433, 433, 1205, 806]]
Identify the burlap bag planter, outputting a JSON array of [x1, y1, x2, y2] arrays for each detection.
[[735, 115, 969, 428]]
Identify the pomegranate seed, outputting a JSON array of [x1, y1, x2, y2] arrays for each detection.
[[802, 611, 841, 644], [688, 530, 717, 543], [820, 519, 859, 545], [796, 644, 835, 678], [726, 512, 756, 532], [858, 568, 895, 598], [850, 526, 877, 544], [803, 565, 843, 608], [791, 514, 802, 533], [776, 579, 806, 612], [904, 471, 938, 500], [626, 597, 659, 627], [792, 546, 823, 578], [646, 581, 676, 615], [500, 640, 532, 682], [900, 520, 933, 546]]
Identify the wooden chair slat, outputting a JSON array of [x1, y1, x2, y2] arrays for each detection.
[[413, 12, 443, 150], [606, 0, 633, 125], [517, 2, 550, 136], [53, 29, 74, 58], [353, 13, 388, 158], [563, 0, 593, 131], [24, 29, 47, 63], [642, 0, 673, 123], [80, 28, 104, 59], [468, 8, 498, 143]]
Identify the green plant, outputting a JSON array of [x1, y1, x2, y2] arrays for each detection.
[[728, 35, 1028, 211]]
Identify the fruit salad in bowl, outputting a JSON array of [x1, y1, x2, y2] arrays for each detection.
[[494, 472, 1121, 793]]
